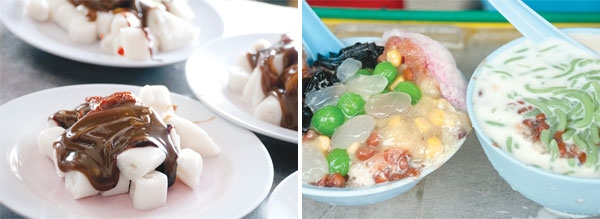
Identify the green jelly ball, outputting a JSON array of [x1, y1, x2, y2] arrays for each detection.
[[311, 105, 345, 136], [326, 148, 351, 176], [373, 61, 398, 86], [337, 92, 365, 118], [356, 68, 373, 75], [394, 81, 422, 105]]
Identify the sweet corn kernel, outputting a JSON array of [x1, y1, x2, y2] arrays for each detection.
[[387, 115, 402, 127], [346, 142, 361, 155], [414, 117, 431, 134], [426, 137, 443, 159], [431, 109, 446, 127], [316, 136, 331, 152], [388, 75, 405, 91], [386, 50, 402, 67]]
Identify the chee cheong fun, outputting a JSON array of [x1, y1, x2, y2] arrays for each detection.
[[302, 30, 472, 188], [23, 0, 199, 61], [228, 34, 299, 130], [37, 85, 220, 211], [472, 38, 600, 178]]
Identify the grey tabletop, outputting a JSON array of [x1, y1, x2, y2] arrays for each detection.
[[302, 25, 600, 219], [0, 20, 297, 218]]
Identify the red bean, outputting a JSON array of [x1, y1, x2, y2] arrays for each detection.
[[578, 152, 587, 164], [366, 132, 380, 147], [315, 173, 346, 188], [384, 149, 406, 164], [356, 146, 376, 161], [398, 156, 409, 170], [374, 172, 388, 184], [302, 130, 318, 141], [536, 113, 546, 120], [328, 173, 346, 188]]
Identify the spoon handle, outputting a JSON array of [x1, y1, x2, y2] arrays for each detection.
[[488, 0, 596, 54], [302, 0, 343, 61]]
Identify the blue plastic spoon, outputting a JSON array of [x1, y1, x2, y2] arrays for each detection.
[[302, 0, 343, 62], [488, 0, 597, 55]]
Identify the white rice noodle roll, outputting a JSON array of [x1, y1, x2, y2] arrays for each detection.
[[111, 12, 141, 32], [241, 67, 265, 108], [52, 149, 65, 177], [96, 11, 114, 37], [46, 119, 59, 128], [146, 29, 159, 55], [164, 114, 220, 157], [251, 39, 272, 51], [68, 16, 98, 44], [272, 53, 285, 76], [100, 11, 141, 55], [116, 146, 166, 180], [73, 4, 88, 14], [99, 33, 116, 54], [64, 171, 100, 199], [147, 9, 199, 51], [111, 33, 123, 55], [234, 53, 253, 73], [100, 32, 135, 57], [48, 0, 68, 18], [254, 95, 282, 126], [52, 3, 83, 30], [24, 0, 50, 21], [101, 174, 130, 196], [37, 127, 65, 159], [169, 126, 181, 152], [119, 27, 152, 61], [139, 0, 166, 11], [129, 171, 167, 211], [138, 85, 174, 115], [176, 148, 203, 190], [228, 66, 251, 93], [102, 13, 157, 57], [163, 0, 194, 20]]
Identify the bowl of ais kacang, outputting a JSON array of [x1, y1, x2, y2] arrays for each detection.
[[468, 28, 600, 216], [302, 30, 472, 205]]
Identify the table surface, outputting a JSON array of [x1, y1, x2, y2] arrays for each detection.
[[0, 1, 298, 218], [302, 24, 600, 219]]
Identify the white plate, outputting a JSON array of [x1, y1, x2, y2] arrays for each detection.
[[0, 84, 273, 218], [0, 0, 223, 67], [267, 171, 298, 219], [185, 33, 298, 143]]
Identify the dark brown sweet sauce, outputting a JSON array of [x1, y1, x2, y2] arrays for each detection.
[[50, 92, 178, 191], [246, 34, 299, 130], [67, 0, 161, 26]]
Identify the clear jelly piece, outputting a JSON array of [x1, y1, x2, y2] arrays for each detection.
[[345, 74, 388, 98], [331, 115, 376, 149], [302, 143, 328, 183], [304, 84, 347, 111], [366, 92, 412, 118], [336, 58, 362, 83]]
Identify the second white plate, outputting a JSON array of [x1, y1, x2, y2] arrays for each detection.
[[0, 0, 223, 67], [185, 33, 298, 143]]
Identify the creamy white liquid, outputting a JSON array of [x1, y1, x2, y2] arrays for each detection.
[[472, 34, 600, 178]]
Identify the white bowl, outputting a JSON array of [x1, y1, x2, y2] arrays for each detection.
[[467, 28, 600, 216], [303, 37, 467, 205]]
